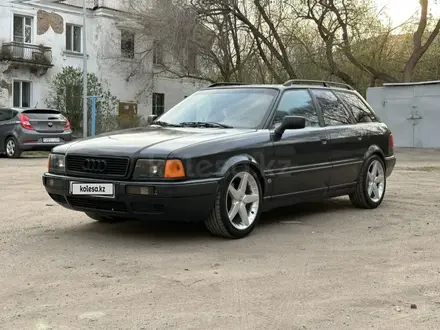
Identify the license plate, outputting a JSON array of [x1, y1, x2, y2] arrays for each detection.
[[70, 182, 114, 197], [43, 138, 60, 143]]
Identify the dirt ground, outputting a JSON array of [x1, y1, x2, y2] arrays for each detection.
[[1, 148, 440, 330]]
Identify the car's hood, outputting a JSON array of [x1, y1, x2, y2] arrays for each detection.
[[59, 126, 255, 157]]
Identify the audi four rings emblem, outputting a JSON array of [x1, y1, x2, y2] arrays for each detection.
[[83, 159, 107, 172]]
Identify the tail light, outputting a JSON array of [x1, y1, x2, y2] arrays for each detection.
[[389, 133, 394, 149], [20, 113, 34, 130], [65, 118, 71, 131]]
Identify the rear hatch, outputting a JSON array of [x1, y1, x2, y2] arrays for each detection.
[[22, 109, 67, 133]]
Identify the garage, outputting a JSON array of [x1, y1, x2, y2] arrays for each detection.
[[367, 81, 440, 148]]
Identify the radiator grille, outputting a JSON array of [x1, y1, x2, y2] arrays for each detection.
[[66, 155, 129, 178]]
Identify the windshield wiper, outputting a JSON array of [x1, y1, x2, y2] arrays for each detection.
[[151, 121, 182, 127], [179, 121, 233, 128]]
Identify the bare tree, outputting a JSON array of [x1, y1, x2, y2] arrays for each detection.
[[403, 0, 440, 81], [297, 0, 440, 83]]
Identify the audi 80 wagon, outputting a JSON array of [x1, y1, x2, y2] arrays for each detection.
[[42, 80, 396, 239], [0, 107, 72, 158]]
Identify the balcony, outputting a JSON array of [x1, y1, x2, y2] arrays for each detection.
[[0, 42, 53, 76]]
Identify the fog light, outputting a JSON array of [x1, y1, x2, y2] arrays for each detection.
[[126, 186, 156, 195], [46, 178, 64, 189]]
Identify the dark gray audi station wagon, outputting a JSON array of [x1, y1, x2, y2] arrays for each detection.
[[42, 80, 396, 239]]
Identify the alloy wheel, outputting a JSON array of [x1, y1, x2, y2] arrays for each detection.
[[226, 171, 260, 230], [366, 160, 385, 203], [6, 139, 15, 157]]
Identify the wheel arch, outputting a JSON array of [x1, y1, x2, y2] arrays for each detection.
[[3, 133, 17, 148], [217, 154, 267, 194], [364, 145, 386, 168], [4, 133, 18, 142]]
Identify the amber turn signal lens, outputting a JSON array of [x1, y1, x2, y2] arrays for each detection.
[[164, 159, 185, 178]]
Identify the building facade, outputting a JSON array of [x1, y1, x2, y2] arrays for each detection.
[[0, 0, 207, 119]]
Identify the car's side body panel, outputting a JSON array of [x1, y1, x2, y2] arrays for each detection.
[[266, 127, 331, 197], [170, 130, 274, 196]]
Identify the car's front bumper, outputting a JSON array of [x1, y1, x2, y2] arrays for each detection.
[[42, 173, 220, 222]]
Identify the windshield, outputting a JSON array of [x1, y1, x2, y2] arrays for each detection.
[[156, 88, 279, 128]]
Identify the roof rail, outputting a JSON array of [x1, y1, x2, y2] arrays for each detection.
[[208, 82, 247, 87], [283, 79, 354, 90]]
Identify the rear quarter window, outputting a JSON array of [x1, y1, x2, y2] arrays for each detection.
[[335, 92, 377, 123], [310, 89, 352, 126], [0, 109, 14, 121]]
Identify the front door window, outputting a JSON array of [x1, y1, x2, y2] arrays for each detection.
[[272, 89, 320, 128]]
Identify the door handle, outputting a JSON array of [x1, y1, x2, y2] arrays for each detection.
[[320, 137, 328, 145]]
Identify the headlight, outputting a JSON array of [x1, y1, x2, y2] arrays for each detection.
[[133, 159, 185, 179], [133, 159, 166, 179], [48, 154, 65, 173]]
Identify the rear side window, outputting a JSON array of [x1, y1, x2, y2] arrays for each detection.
[[311, 89, 352, 126], [272, 89, 320, 127], [0, 109, 13, 122], [335, 92, 377, 123]]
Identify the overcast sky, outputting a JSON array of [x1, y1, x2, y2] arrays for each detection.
[[375, 0, 440, 25]]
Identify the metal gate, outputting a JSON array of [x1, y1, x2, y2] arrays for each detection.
[[367, 81, 440, 148]]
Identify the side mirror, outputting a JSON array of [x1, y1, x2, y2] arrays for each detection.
[[274, 115, 306, 137], [147, 114, 157, 124]]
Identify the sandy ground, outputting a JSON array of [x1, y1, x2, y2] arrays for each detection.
[[1, 148, 440, 330]]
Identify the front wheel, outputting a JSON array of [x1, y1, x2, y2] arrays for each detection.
[[205, 166, 263, 239], [350, 155, 386, 209]]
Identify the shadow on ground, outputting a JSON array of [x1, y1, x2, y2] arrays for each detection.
[[46, 197, 355, 245]]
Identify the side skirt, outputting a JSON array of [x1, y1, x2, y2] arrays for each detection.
[[261, 182, 357, 212]]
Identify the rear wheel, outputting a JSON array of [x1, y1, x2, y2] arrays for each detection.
[[350, 155, 386, 209], [205, 165, 262, 239], [5, 137, 22, 158], [86, 212, 126, 224]]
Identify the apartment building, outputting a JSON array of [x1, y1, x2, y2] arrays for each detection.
[[0, 0, 207, 117]]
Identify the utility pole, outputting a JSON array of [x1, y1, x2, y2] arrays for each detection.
[[82, 0, 88, 138]]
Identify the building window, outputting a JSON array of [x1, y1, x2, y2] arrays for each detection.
[[66, 24, 82, 52], [121, 30, 135, 58], [13, 15, 33, 43], [13, 81, 31, 107], [152, 93, 165, 116], [153, 40, 163, 65]]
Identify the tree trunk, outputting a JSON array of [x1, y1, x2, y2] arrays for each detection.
[[402, 0, 440, 82]]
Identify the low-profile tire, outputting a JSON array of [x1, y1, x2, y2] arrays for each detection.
[[349, 154, 386, 209], [204, 165, 263, 239], [5, 137, 22, 158], [86, 212, 126, 224]]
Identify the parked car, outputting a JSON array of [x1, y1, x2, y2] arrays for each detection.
[[42, 80, 396, 239], [0, 107, 72, 158]]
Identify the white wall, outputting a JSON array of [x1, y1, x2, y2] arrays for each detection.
[[0, 0, 208, 117]]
